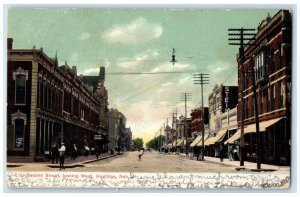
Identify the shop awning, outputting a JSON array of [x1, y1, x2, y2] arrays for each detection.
[[202, 129, 228, 146], [172, 139, 181, 147], [195, 134, 209, 147], [190, 136, 202, 147], [177, 139, 187, 146], [224, 118, 283, 145]]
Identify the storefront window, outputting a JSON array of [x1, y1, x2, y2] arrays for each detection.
[[14, 119, 24, 149]]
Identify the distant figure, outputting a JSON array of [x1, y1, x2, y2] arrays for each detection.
[[233, 148, 239, 161], [84, 145, 90, 157], [50, 143, 59, 164], [228, 146, 233, 161], [219, 147, 224, 162], [59, 143, 66, 170], [95, 145, 100, 159], [138, 148, 144, 161], [71, 144, 77, 160]]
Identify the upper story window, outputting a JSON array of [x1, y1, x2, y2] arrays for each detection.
[[255, 50, 269, 83], [13, 67, 28, 105]]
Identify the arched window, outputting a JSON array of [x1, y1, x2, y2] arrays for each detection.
[[13, 67, 28, 105], [14, 119, 25, 149], [15, 75, 26, 104], [11, 110, 27, 150]]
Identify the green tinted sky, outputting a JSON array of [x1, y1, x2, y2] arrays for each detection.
[[7, 8, 278, 142]]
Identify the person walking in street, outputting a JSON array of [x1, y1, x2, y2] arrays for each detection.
[[138, 148, 144, 161], [59, 143, 66, 170], [71, 144, 77, 160], [95, 145, 100, 159], [51, 143, 59, 164]]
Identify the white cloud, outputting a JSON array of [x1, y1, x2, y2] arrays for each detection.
[[79, 58, 111, 75], [151, 62, 190, 73], [118, 50, 159, 69], [161, 82, 173, 87], [80, 67, 100, 75], [206, 62, 231, 73], [159, 101, 170, 106], [102, 17, 163, 45], [179, 76, 192, 85], [80, 32, 91, 40], [119, 54, 148, 69]]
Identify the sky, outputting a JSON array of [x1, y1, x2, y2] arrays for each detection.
[[7, 8, 279, 143]]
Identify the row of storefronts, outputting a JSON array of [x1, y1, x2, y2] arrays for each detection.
[[165, 10, 291, 166], [7, 38, 110, 162]]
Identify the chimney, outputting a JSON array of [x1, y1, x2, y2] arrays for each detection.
[[72, 66, 77, 76], [7, 38, 13, 50], [99, 67, 105, 81]]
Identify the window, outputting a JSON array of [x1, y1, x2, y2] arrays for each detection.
[[270, 84, 275, 111], [255, 51, 269, 82], [270, 49, 275, 74], [11, 110, 27, 150], [279, 82, 283, 109], [260, 91, 263, 114], [252, 96, 255, 117], [266, 88, 269, 112], [15, 75, 26, 104], [14, 119, 25, 149]]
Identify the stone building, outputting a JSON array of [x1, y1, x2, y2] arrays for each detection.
[[7, 38, 108, 162]]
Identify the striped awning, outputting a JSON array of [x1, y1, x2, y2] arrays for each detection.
[[195, 134, 209, 147], [190, 136, 202, 147], [224, 118, 283, 144]]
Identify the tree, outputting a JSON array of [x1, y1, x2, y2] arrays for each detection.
[[133, 138, 144, 149], [146, 135, 166, 149]]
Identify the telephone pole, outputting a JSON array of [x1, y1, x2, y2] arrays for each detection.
[[193, 73, 209, 160], [172, 108, 179, 152], [180, 93, 192, 155], [228, 27, 257, 168]]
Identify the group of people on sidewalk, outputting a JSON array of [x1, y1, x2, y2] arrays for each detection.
[[50, 143, 102, 170], [50, 142, 66, 170]]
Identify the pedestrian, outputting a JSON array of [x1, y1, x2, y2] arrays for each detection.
[[228, 146, 233, 161], [84, 145, 90, 157], [138, 148, 144, 161], [71, 144, 77, 160], [233, 147, 239, 161], [95, 145, 100, 159], [219, 147, 224, 162], [51, 143, 59, 164], [59, 143, 66, 170]]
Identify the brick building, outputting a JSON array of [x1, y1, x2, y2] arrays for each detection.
[[226, 10, 291, 165], [7, 38, 109, 162]]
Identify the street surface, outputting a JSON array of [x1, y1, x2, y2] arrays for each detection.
[[5, 151, 260, 173]]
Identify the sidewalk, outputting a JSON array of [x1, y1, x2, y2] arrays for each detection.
[[7, 152, 119, 168], [178, 153, 290, 172]]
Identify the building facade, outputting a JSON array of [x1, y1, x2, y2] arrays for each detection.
[[108, 108, 129, 151], [190, 107, 209, 137], [7, 38, 109, 162], [232, 10, 291, 165], [208, 84, 238, 136]]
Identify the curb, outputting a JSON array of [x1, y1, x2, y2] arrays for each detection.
[[7, 154, 118, 169]]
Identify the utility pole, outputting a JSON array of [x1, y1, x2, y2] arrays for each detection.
[[228, 27, 256, 168], [172, 108, 179, 153], [180, 93, 192, 155], [193, 73, 209, 160]]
